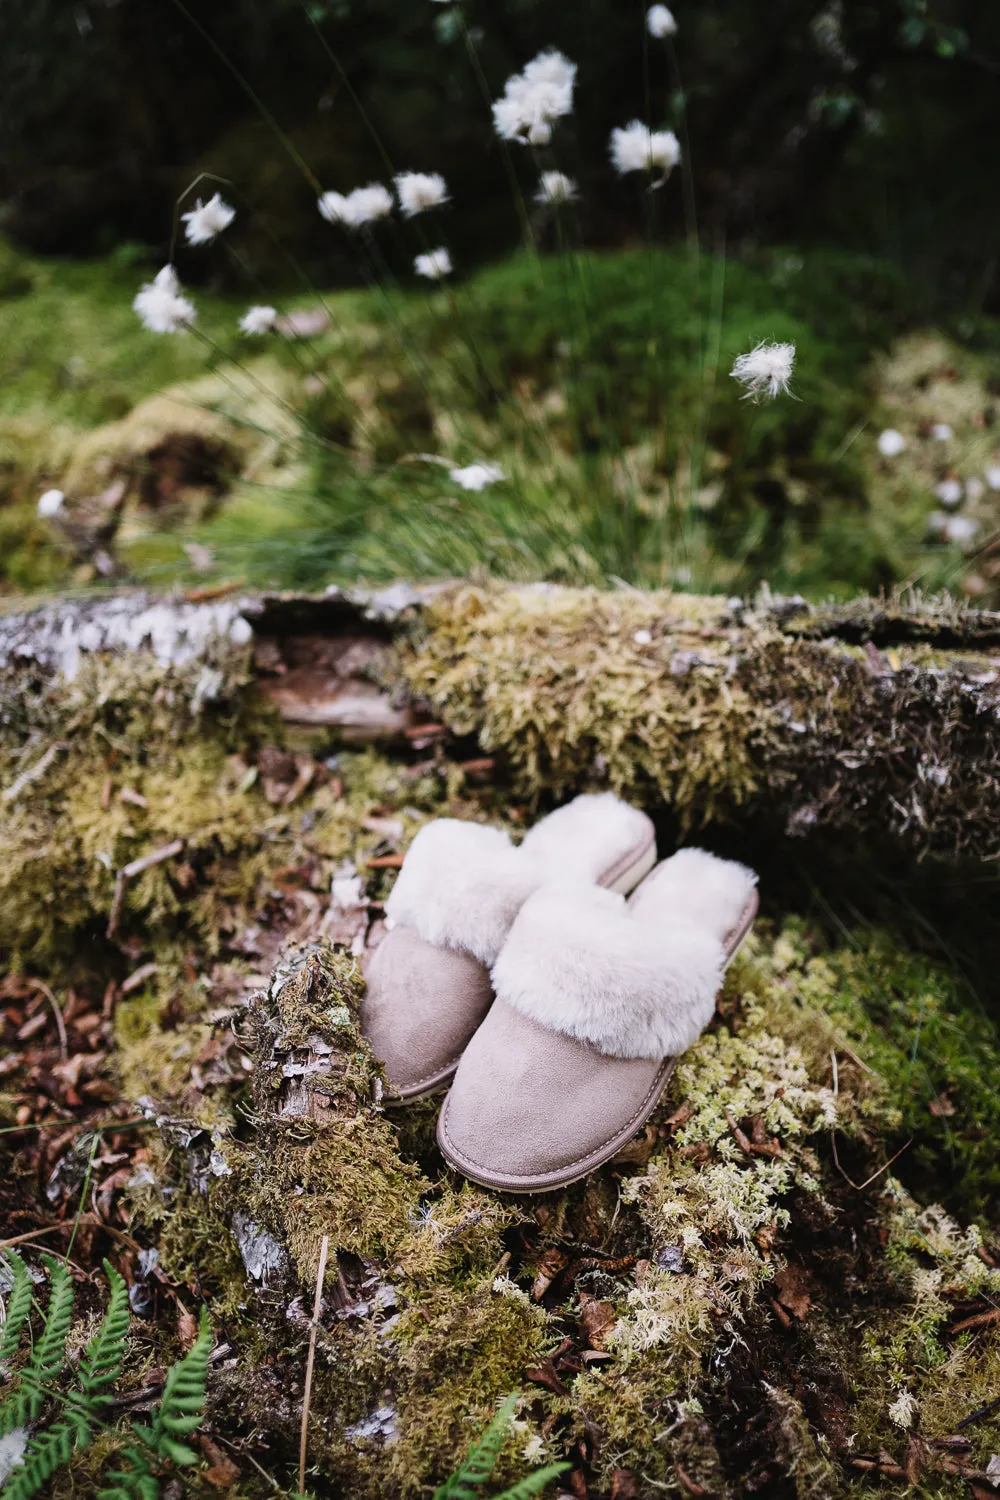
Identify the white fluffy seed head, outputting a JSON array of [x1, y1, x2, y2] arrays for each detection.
[[37, 488, 65, 518], [730, 341, 796, 400], [536, 170, 577, 205], [239, 305, 277, 335], [647, 5, 678, 38], [318, 190, 350, 224], [414, 247, 453, 280], [395, 171, 449, 217], [133, 265, 197, 334], [934, 477, 964, 507], [449, 462, 504, 490], [986, 465, 1000, 492], [318, 184, 393, 229], [610, 120, 681, 177], [944, 514, 979, 547], [181, 192, 235, 246], [492, 50, 576, 144], [877, 428, 906, 458], [930, 422, 953, 441]]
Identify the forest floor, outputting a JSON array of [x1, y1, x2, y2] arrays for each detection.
[[2, 583, 1000, 1498]]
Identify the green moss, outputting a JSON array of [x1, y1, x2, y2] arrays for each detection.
[[402, 584, 768, 822], [799, 932, 1000, 1222]]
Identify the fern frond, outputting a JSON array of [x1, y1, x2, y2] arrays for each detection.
[[493, 1464, 572, 1499], [147, 1306, 212, 1450], [96, 1444, 159, 1500], [78, 1261, 130, 1402], [2, 1419, 78, 1500], [0, 1252, 33, 1370], [434, 1393, 520, 1499], [0, 1255, 75, 1435], [98, 1306, 212, 1498]]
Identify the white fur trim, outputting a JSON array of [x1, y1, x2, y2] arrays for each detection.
[[491, 850, 757, 1059], [492, 884, 724, 1059], [519, 793, 653, 882], [385, 821, 535, 966], [628, 847, 757, 943], [385, 796, 654, 967]]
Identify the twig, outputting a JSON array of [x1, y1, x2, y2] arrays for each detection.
[[947, 1308, 1000, 1336], [122, 838, 185, 881], [107, 839, 185, 938], [299, 1233, 330, 1494], [25, 978, 68, 1061], [830, 1130, 913, 1192], [2, 742, 67, 804], [957, 1394, 1000, 1430]]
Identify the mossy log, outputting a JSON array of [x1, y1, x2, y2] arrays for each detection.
[[5, 582, 1000, 861]]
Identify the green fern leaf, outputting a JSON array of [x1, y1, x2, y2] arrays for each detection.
[[434, 1393, 520, 1499], [97, 1444, 159, 1500], [147, 1305, 212, 1454], [0, 1254, 75, 1435], [2, 1419, 77, 1500], [0, 1252, 33, 1369], [99, 1307, 212, 1498], [78, 1261, 130, 1401], [492, 1463, 572, 1499]]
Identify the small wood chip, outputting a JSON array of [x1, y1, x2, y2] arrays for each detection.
[[121, 963, 159, 996], [366, 854, 404, 869], [675, 1465, 707, 1496], [119, 787, 148, 809], [948, 1308, 1000, 1336]]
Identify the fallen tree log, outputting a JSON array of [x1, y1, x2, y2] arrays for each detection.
[[4, 582, 1000, 861]]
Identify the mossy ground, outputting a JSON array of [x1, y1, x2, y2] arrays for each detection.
[[3, 236, 1000, 603], [3, 614, 999, 1495]]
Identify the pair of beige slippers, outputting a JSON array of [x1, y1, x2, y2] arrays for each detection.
[[362, 793, 758, 1194]]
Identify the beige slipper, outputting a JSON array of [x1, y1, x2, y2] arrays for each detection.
[[436, 849, 758, 1192], [362, 795, 656, 1100]]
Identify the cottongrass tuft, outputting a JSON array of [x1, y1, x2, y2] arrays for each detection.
[[877, 428, 906, 458], [934, 477, 963, 508], [449, 462, 505, 490], [37, 488, 66, 518], [986, 465, 1000, 492], [647, 4, 678, 38], [133, 265, 196, 334], [729, 341, 796, 400], [318, 184, 394, 229], [610, 120, 681, 179], [414, 247, 453, 281], [492, 49, 576, 145], [395, 171, 449, 217], [536, 170, 577, 205], [239, 305, 278, 336], [930, 422, 953, 441], [181, 192, 235, 246]]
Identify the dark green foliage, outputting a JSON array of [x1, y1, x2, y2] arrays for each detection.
[[0, 1253, 210, 1500], [0, 1254, 75, 1434], [3, 1421, 80, 1500], [98, 1306, 212, 1499], [77, 1264, 130, 1403], [0, 1250, 32, 1371], [433, 1393, 569, 1500]]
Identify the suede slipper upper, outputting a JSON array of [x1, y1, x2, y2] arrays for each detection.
[[361, 794, 656, 1099], [436, 848, 758, 1191]]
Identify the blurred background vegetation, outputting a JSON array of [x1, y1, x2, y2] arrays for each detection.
[[1, 0, 999, 601]]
